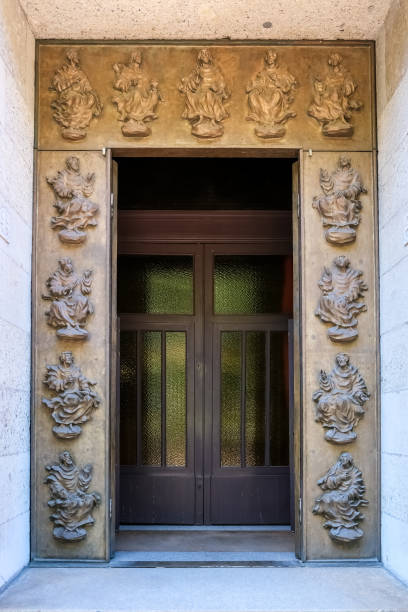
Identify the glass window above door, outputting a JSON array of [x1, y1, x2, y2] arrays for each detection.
[[118, 255, 194, 314]]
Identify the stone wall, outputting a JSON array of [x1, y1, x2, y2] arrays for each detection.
[[376, 0, 408, 585], [0, 0, 35, 590]]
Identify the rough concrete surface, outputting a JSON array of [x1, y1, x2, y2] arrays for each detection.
[[20, 0, 391, 41], [1, 566, 408, 611]]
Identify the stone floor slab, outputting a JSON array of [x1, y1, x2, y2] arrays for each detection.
[[1, 566, 408, 612]]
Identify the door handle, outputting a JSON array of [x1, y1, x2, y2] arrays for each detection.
[[196, 475, 203, 490]]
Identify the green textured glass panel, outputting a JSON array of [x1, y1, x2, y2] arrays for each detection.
[[166, 332, 187, 467], [120, 330, 138, 465], [214, 255, 287, 314], [270, 331, 289, 466], [142, 331, 162, 466], [245, 332, 266, 467], [220, 331, 242, 467], [118, 255, 193, 314]]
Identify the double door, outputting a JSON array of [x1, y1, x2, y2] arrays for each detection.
[[118, 240, 292, 524]]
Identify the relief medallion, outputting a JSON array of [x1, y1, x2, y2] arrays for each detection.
[[313, 452, 368, 543]]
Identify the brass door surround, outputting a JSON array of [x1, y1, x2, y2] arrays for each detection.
[[32, 41, 378, 562]]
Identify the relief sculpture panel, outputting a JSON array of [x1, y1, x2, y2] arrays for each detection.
[[113, 50, 162, 137], [315, 256, 368, 342], [313, 452, 368, 543], [246, 50, 297, 138], [178, 48, 230, 138], [313, 353, 369, 444], [42, 351, 100, 439], [308, 53, 363, 137], [49, 49, 103, 141], [42, 258, 94, 340], [312, 157, 367, 245], [45, 451, 101, 542], [47, 156, 99, 245]]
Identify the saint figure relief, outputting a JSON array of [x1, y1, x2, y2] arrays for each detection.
[[313, 353, 370, 444], [49, 49, 103, 141], [43, 257, 94, 340], [313, 452, 368, 543], [45, 451, 101, 542], [313, 157, 367, 245], [316, 256, 368, 342], [113, 51, 162, 137], [246, 50, 297, 138], [46, 156, 99, 245], [42, 352, 100, 439], [179, 48, 230, 138], [308, 53, 363, 137]]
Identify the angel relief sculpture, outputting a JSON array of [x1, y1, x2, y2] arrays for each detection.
[[42, 352, 100, 439], [316, 256, 368, 342], [308, 53, 363, 137], [313, 353, 370, 444], [179, 48, 230, 138], [112, 51, 162, 137], [47, 156, 99, 245], [49, 49, 102, 141], [42, 257, 94, 340], [246, 50, 297, 138], [313, 452, 368, 543], [45, 451, 101, 542], [313, 157, 367, 245]]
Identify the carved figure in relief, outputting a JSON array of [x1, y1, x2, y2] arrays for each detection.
[[42, 352, 100, 439], [45, 451, 101, 542], [316, 256, 367, 342], [313, 157, 367, 245], [112, 51, 162, 137], [179, 48, 230, 138], [46, 156, 99, 245], [49, 48, 103, 141], [43, 258, 94, 340], [246, 50, 297, 138], [313, 353, 370, 444], [313, 452, 368, 543], [308, 53, 363, 137]]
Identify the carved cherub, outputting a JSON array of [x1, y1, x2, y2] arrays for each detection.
[[246, 50, 297, 138], [315, 256, 368, 342], [49, 48, 102, 141], [45, 451, 101, 542], [179, 48, 230, 138], [313, 353, 370, 444], [308, 53, 363, 137], [112, 51, 162, 137], [313, 157, 367, 245], [46, 156, 99, 244], [313, 452, 368, 542], [42, 257, 94, 340], [42, 351, 100, 439]]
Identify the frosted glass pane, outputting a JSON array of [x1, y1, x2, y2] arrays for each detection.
[[118, 255, 193, 314], [270, 332, 289, 466], [120, 330, 138, 465], [166, 332, 186, 467], [142, 331, 162, 466], [214, 255, 288, 314], [220, 331, 242, 467], [245, 332, 266, 467]]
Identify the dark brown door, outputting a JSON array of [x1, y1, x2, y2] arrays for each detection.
[[118, 213, 292, 525]]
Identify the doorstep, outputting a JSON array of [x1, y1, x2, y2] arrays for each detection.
[[1, 566, 408, 612]]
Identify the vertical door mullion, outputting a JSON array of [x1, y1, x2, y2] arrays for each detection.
[[264, 330, 271, 467], [136, 330, 142, 466], [161, 331, 166, 468], [240, 331, 246, 469]]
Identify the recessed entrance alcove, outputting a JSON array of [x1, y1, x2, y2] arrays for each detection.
[[114, 155, 296, 565]]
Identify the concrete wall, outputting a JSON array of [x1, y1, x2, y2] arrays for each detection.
[[0, 0, 35, 591], [376, 0, 408, 585]]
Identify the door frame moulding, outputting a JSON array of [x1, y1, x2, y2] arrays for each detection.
[[109, 146, 303, 558]]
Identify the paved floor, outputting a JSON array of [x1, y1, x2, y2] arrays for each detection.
[[1, 566, 408, 611]]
